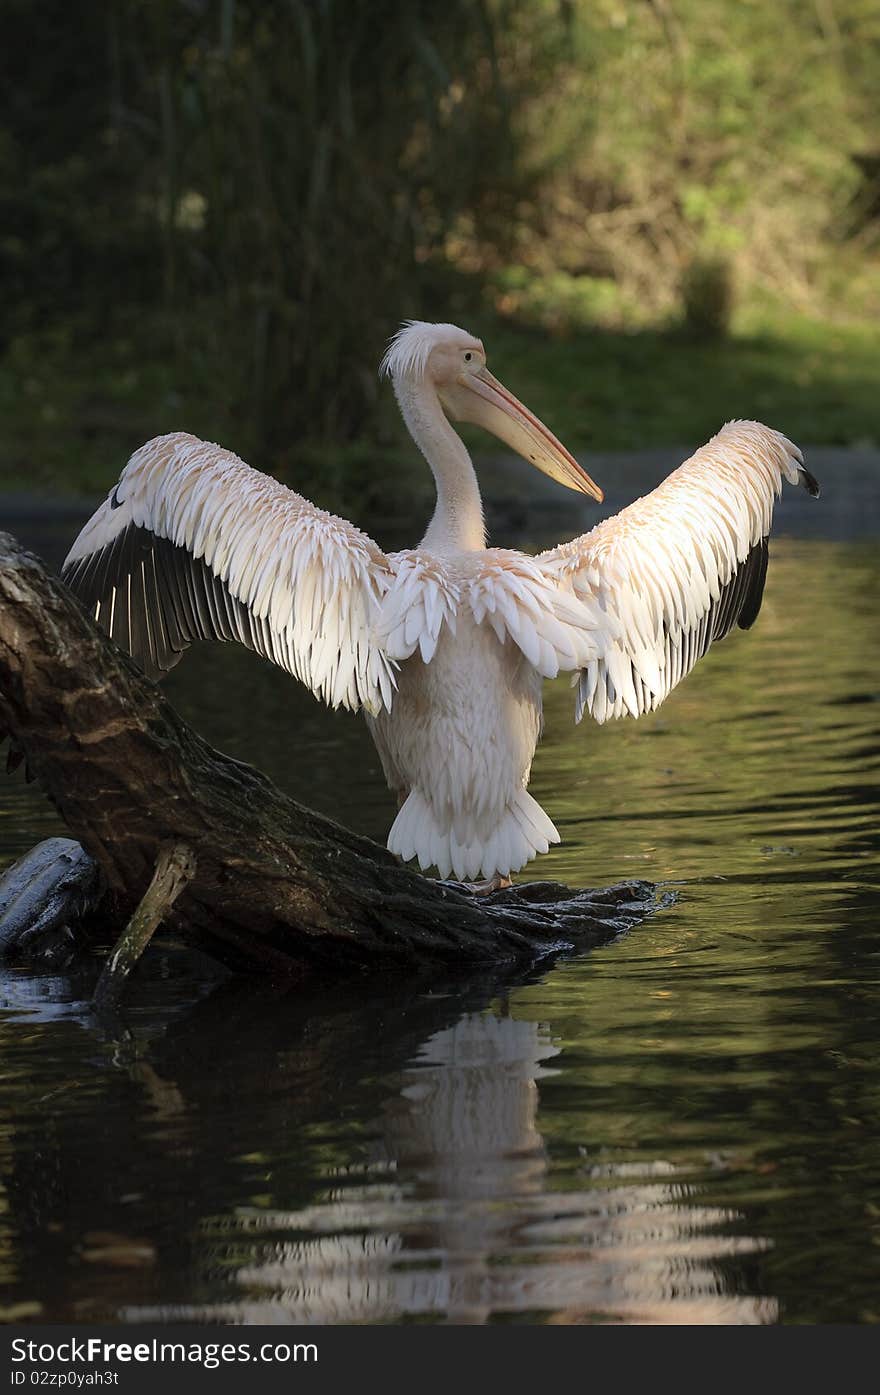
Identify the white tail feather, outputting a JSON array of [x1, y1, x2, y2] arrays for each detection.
[[388, 788, 559, 882]]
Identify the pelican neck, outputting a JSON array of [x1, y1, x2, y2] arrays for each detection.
[[393, 376, 486, 553]]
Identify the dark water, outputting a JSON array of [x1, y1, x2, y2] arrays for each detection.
[[0, 482, 878, 1325]]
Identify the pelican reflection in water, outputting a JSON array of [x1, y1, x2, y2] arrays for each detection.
[[126, 1008, 777, 1324]]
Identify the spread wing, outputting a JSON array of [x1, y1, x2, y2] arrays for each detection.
[[537, 421, 819, 723], [62, 432, 396, 714]]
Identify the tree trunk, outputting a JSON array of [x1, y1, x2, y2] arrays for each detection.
[[0, 532, 656, 975]]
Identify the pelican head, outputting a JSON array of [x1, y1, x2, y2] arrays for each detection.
[[381, 321, 603, 502]]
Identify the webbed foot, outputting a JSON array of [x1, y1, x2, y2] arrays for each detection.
[[461, 873, 513, 896]]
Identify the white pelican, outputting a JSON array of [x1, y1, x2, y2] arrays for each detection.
[[62, 321, 819, 890]]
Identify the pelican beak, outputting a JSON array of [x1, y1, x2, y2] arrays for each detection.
[[442, 366, 604, 502]]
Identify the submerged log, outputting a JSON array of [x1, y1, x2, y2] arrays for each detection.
[[0, 532, 657, 976]]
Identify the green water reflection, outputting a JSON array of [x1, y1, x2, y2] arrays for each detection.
[[0, 538, 877, 1323]]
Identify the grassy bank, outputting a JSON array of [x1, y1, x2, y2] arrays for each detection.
[[0, 308, 876, 506]]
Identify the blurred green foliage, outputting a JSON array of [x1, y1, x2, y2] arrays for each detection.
[[0, 0, 877, 494], [489, 0, 880, 325]]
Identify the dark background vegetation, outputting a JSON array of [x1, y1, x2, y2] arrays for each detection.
[[2, 0, 878, 504]]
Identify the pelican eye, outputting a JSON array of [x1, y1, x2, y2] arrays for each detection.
[[464, 352, 472, 362]]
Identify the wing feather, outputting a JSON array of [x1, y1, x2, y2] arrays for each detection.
[[537, 421, 817, 724], [466, 550, 606, 677], [375, 548, 608, 678], [62, 432, 396, 714]]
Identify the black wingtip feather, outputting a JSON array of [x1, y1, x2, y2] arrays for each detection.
[[737, 536, 769, 630], [800, 464, 820, 498]]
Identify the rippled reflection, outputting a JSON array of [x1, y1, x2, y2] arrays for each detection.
[[0, 534, 877, 1324], [122, 1011, 775, 1325]]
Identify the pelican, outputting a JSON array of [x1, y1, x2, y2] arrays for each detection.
[[62, 321, 819, 890]]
